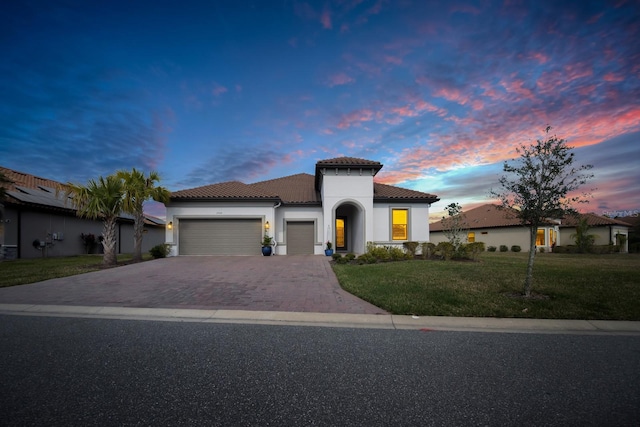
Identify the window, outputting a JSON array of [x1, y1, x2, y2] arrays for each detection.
[[392, 209, 408, 240], [536, 229, 546, 246], [467, 232, 475, 243], [550, 230, 557, 247]]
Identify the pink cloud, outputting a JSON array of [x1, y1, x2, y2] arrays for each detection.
[[603, 72, 624, 82], [384, 55, 403, 65], [327, 72, 355, 87], [320, 4, 332, 29], [337, 108, 374, 129], [212, 83, 228, 97]]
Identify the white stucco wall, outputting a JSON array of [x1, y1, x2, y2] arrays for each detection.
[[320, 170, 374, 254], [373, 204, 430, 246]]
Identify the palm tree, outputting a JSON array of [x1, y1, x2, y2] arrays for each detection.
[[64, 175, 124, 266], [117, 168, 170, 262]]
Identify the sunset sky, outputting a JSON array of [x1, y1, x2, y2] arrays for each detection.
[[1, 0, 639, 220]]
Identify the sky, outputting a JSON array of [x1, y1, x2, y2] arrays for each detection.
[[1, 0, 639, 220]]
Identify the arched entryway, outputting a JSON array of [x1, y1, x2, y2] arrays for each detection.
[[334, 201, 365, 254]]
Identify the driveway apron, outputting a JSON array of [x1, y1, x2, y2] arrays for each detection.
[[0, 256, 386, 314]]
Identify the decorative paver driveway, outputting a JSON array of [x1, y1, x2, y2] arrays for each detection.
[[0, 256, 386, 314]]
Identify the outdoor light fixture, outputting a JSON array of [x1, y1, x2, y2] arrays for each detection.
[[265, 221, 270, 231], [167, 221, 173, 230]]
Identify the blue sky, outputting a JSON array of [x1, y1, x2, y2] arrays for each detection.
[[1, 0, 639, 219]]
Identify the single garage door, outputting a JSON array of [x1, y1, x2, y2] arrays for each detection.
[[287, 221, 314, 255], [179, 219, 262, 255]]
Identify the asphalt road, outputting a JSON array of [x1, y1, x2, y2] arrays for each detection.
[[1, 315, 639, 426]]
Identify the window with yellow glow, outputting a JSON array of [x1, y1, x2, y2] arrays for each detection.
[[467, 232, 475, 243], [392, 209, 408, 240], [536, 229, 546, 246]]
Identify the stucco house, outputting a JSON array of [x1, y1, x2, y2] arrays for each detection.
[[0, 166, 166, 260], [429, 204, 630, 252], [165, 157, 440, 256]]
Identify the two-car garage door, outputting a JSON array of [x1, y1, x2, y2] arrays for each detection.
[[179, 219, 262, 255]]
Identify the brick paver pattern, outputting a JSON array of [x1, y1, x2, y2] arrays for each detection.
[[0, 256, 386, 314]]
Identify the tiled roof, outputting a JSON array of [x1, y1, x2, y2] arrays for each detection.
[[252, 173, 320, 204], [617, 216, 640, 227], [170, 161, 438, 204], [430, 204, 523, 231], [316, 157, 382, 167], [1, 166, 63, 193], [0, 166, 163, 224], [374, 182, 439, 202], [430, 204, 631, 231], [170, 181, 279, 200], [559, 212, 630, 227]]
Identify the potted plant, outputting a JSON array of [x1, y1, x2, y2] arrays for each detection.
[[261, 234, 274, 256], [325, 241, 333, 256]]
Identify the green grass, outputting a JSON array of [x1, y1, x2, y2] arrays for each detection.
[[332, 252, 640, 320], [0, 254, 152, 288]]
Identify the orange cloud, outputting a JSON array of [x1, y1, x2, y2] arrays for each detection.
[[337, 108, 375, 129]]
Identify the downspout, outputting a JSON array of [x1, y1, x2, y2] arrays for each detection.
[[272, 202, 281, 255]]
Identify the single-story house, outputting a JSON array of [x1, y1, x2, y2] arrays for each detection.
[[0, 166, 166, 260], [429, 204, 629, 252], [165, 157, 440, 256]]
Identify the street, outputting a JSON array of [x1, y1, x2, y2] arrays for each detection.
[[1, 315, 639, 426]]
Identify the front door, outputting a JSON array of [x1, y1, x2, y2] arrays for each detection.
[[336, 217, 346, 251]]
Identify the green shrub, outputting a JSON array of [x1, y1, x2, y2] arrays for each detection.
[[435, 242, 454, 260], [511, 245, 521, 252], [149, 244, 170, 259], [388, 246, 408, 261], [453, 244, 470, 260], [539, 247, 545, 253], [499, 245, 508, 252], [487, 246, 497, 252], [366, 243, 391, 261], [332, 253, 342, 261], [420, 242, 436, 259], [402, 241, 419, 257], [345, 253, 356, 261], [357, 254, 377, 264], [336, 256, 349, 264], [466, 242, 485, 259]]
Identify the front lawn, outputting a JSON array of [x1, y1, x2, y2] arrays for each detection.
[[0, 254, 151, 288], [332, 252, 640, 320]]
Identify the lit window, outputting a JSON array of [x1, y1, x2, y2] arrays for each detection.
[[336, 218, 345, 249], [392, 209, 408, 240], [550, 230, 556, 246], [536, 229, 546, 246], [467, 232, 475, 243]]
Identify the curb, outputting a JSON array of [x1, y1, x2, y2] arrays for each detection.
[[1, 304, 639, 335]]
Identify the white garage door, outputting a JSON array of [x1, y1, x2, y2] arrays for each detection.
[[287, 221, 315, 255], [179, 219, 262, 255]]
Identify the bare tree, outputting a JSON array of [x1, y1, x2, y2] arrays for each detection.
[[441, 203, 468, 258], [491, 126, 593, 296]]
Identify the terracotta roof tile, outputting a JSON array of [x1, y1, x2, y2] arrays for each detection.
[[316, 157, 382, 166], [430, 204, 632, 231], [373, 182, 439, 202], [1, 166, 63, 193], [170, 181, 279, 199], [430, 204, 523, 231], [251, 173, 320, 204]]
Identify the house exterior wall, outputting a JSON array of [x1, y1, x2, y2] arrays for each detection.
[[559, 225, 629, 252], [0, 206, 164, 259], [320, 170, 374, 254], [430, 227, 532, 251], [165, 201, 276, 256], [373, 204, 431, 247]]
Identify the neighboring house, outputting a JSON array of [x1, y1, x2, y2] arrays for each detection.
[[165, 157, 440, 256], [0, 166, 165, 260], [430, 204, 629, 252]]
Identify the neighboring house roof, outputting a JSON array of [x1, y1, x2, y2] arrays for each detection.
[[0, 166, 164, 225], [170, 157, 439, 205], [430, 204, 522, 231], [430, 204, 630, 231], [612, 215, 640, 228]]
